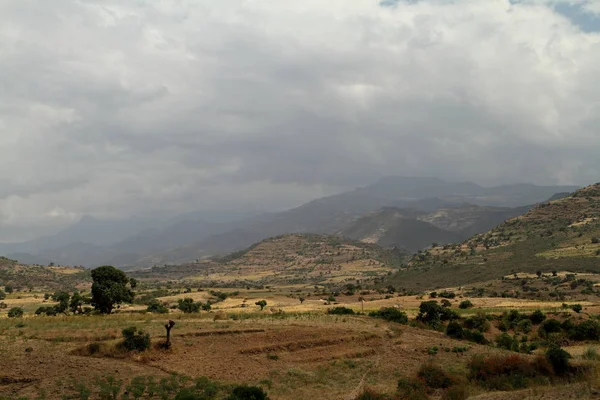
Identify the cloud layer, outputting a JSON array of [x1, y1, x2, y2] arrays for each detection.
[[1, 0, 600, 241]]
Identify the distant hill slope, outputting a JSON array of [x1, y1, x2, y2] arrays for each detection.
[[132, 233, 408, 286], [385, 183, 600, 291], [0, 257, 90, 291], [338, 204, 531, 252]]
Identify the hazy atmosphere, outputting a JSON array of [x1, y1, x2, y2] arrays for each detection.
[[2, 0, 600, 241]]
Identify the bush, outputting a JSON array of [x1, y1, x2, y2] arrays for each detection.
[[328, 306, 355, 315], [495, 333, 520, 352], [468, 354, 552, 390], [517, 319, 533, 334], [7, 307, 23, 318], [463, 313, 490, 332], [417, 364, 453, 389], [569, 320, 600, 341], [582, 347, 600, 361], [35, 306, 57, 316], [441, 299, 452, 308], [538, 319, 562, 337], [446, 321, 464, 339], [121, 326, 151, 352], [147, 299, 169, 314], [439, 291, 456, 299], [369, 308, 408, 324], [530, 310, 546, 324], [226, 385, 269, 400], [458, 300, 474, 309], [178, 298, 201, 313], [546, 346, 570, 375], [0, 290, 5, 300], [592, 237, 599, 244], [397, 378, 428, 400], [570, 304, 583, 313]]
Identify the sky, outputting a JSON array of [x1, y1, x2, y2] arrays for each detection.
[[1, 0, 600, 242]]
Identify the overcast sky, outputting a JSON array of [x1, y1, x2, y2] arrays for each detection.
[[1, 0, 600, 241]]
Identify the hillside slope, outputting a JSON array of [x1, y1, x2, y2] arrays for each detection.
[[339, 204, 531, 252], [132, 233, 407, 286], [385, 183, 600, 291]]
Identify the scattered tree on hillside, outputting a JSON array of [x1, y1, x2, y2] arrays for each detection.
[[90, 266, 135, 314], [299, 297, 305, 304], [5, 285, 13, 294], [53, 291, 70, 314], [69, 291, 88, 314], [256, 300, 267, 311]]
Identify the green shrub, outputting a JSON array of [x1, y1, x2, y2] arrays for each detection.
[[458, 300, 474, 309], [570, 320, 600, 341], [530, 310, 546, 324], [35, 306, 57, 316], [328, 306, 355, 315], [538, 319, 562, 337], [546, 346, 570, 375], [495, 333, 519, 352], [517, 319, 533, 333], [7, 307, 23, 318], [446, 321, 464, 339], [439, 291, 456, 299], [570, 304, 583, 313], [463, 313, 490, 332], [121, 326, 151, 352], [178, 298, 201, 313], [417, 364, 453, 389], [369, 308, 408, 324], [147, 299, 169, 314], [226, 385, 269, 400]]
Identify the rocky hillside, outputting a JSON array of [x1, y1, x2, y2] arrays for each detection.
[[386, 183, 600, 291]]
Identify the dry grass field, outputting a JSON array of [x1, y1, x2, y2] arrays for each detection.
[[3, 281, 600, 400]]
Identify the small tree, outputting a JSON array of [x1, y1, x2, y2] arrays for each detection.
[[536, 270, 543, 278], [5, 285, 13, 294], [255, 300, 267, 311], [299, 297, 305, 304], [178, 298, 201, 313], [546, 346, 570, 375], [0, 290, 5, 300], [91, 266, 134, 314], [53, 291, 70, 314], [8, 307, 23, 318]]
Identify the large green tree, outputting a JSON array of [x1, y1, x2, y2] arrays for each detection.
[[91, 266, 134, 314]]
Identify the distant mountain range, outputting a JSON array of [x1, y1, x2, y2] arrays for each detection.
[[0, 177, 579, 268]]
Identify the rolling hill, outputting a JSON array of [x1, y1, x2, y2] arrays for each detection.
[[385, 183, 600, 291], [131, 233, 408, 286]]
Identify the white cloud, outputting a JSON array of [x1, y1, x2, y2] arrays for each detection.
[[0, 0, 599, 240]]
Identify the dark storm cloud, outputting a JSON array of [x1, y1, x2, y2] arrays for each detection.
[[1, 0, 600, 240]]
